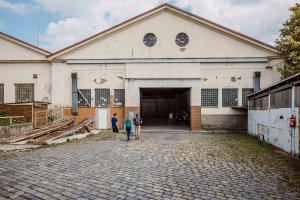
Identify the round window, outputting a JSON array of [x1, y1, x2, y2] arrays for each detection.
[[143, 33, 157, 47], [175, 32, 189, 47]]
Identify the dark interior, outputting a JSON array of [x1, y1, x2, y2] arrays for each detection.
[[140, 88, 190, 126]]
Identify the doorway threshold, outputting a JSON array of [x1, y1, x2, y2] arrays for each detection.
[[142, 125, 191, 132]]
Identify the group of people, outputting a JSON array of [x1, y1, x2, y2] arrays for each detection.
[[111, 113, 143, 141], [168, 111, 190, 126]]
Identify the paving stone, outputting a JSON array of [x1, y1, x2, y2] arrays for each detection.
[[0, 132, 299, 199]]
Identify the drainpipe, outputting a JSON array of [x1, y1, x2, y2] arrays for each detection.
[[253, 71, 261, 92], [71, 73, 78, 115]]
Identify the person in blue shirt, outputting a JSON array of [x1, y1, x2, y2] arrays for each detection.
[[124, 115, 133, 141], [111, 113, 118, 140]]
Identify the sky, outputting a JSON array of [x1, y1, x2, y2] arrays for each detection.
[[0, 0, 298, 52]]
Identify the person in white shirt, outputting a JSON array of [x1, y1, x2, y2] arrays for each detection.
[[168, 112, 173, 125]]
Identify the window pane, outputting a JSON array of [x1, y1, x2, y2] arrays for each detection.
[[78, 89, 91, 107], [0, 84, 3, 104], [275, 91, 283, 108], [201, 89, 218, 107], [222, 89, 238, 107], [282, 89, 291, 108], [270, 93, 275, 109], [271, 89, 291, 109], [114, 89, 125, 107], [15, 84, 34, 102], [95, 89, 110, 107], [296, 86, 300, 107], [249, 100, 254, 110], [242, 88, 254, 107]]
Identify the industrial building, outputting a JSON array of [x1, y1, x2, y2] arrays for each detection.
[[0, 4, 283, 130]]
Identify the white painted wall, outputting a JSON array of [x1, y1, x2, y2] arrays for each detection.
[[0, 63, 51, 103], [0, 37, 46, 60], [248, 103, 299, 156], [62, 11, 275, 60], [51, 63, 125, 107], [51, 60, 280, 116]]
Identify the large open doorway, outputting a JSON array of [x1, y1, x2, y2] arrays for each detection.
[[140, 88, 190, 129]]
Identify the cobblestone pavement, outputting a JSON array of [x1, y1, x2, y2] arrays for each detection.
[[0, 132, 300, 200]]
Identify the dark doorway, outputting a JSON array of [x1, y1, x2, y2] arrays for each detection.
[[140, 88, 190, 127]]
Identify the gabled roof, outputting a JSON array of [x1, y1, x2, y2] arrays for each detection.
[[47, 3, 277, 59], [0, 32, 51, 55]]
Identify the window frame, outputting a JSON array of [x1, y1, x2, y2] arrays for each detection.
[[270, 88, 292, 109], [95, 89, 110, 108], [15, 84, 34, 103], [78, 89, 91, 107], [242, 88, 254, 107], [114, 89, 125, 107], [222, 88, 238, 107], [201, 88, 218, 107]]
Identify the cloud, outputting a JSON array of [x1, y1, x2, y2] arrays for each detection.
[[36, 0, 298, 52], [37, 0, 163, 51], [175, 0, 298, 45], [0, 0, 32, 14]]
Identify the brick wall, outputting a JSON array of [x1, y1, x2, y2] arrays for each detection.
[[190, 106, 201, 130], [77, 107, 95, 123]]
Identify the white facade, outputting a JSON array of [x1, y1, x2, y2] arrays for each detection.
[[0, 4, 284, 130], [0, 32, 51, 103]]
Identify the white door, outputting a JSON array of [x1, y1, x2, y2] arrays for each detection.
[[96, 108, 108, 129]]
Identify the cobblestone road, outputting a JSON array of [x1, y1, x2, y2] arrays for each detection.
[[0, 132, 300, 200]]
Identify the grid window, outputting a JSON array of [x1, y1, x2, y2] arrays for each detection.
[[114, 89, 125, 107], [242, 88, 254, 107], [78, 89, 91, 107], [270, 89, 291, 108], [0, 84, 3, 104], [201, 89, 218, 107], [15, 84, 34, 102], [95, 89, 110, 107], [222, 88, 238, 107]]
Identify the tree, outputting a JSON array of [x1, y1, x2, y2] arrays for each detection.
[[275, 3, 300, 79]]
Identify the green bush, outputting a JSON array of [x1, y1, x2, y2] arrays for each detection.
[[0, 110, 5, 117]]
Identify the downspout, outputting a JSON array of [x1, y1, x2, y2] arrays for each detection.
[[71, 73, 78, 115]]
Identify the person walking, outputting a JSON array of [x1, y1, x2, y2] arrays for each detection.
[[134, 114, 143, 139], [111, 113, 118, 140], [124, 115, 133, 141], [168, 112, 173, 125]]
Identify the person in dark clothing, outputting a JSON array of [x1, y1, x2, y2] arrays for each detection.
[[111, 113, 118, 140], [134, 114, 143, 139]]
